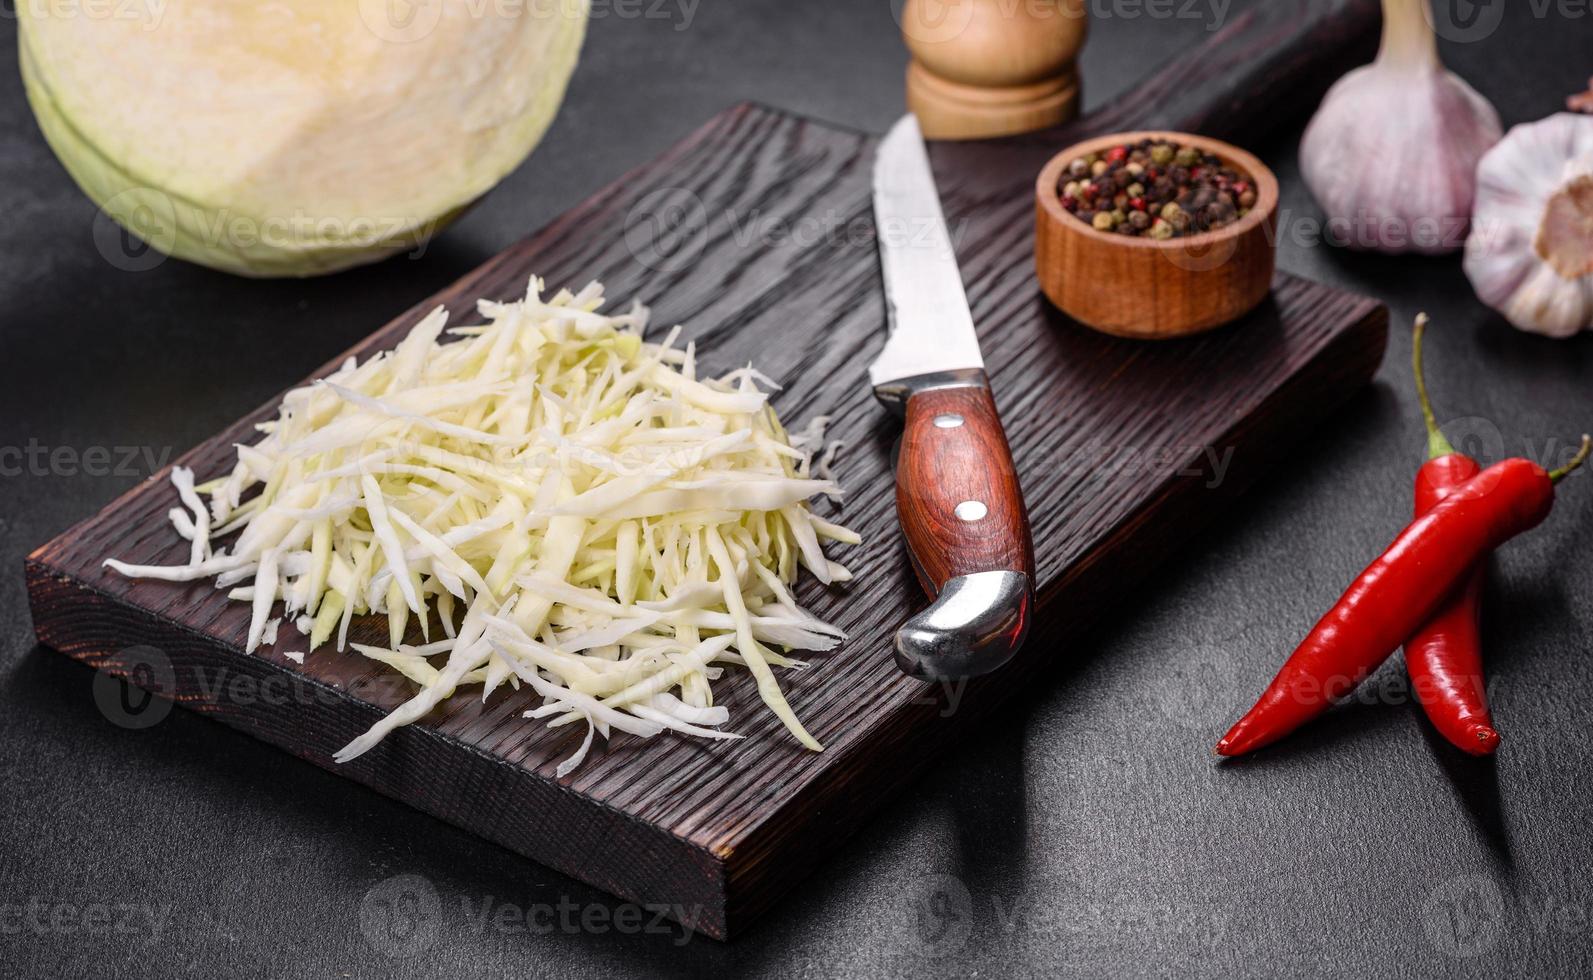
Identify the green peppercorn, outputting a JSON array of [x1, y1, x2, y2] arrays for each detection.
[[1092, 211, 1114, 231], [1150, 144, 1174, 166], [1109, 208, 1126, 226], [1126, 162, 1145, 177], [1160, 201, 1182, 220], [1175, 146, 1201, 167], [1126, 182, 1145, 199], [1148, 218, 1174, 240]]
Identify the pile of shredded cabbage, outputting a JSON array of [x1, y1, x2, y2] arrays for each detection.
[[106, 277, 858, 774]]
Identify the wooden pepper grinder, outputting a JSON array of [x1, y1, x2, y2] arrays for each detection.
[[902, 0, 1088, 140]]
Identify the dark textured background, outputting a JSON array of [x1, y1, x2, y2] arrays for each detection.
[[3, 2, 1591, 976]]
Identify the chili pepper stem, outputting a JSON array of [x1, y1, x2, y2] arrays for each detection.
[[1411, 313, 1456, 461], [1549, 434, 1592, 483]]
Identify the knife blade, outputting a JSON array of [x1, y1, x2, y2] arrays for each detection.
[[870, 114, 1034, 681]]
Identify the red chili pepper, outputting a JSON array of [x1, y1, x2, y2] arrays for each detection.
[[1406, 315, 1499, 754], [1216, 430, 1590, 757]]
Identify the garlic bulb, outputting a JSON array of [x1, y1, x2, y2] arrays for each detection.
[[1299, 0, 1502, 253], [1464, 114, 1593, 338]]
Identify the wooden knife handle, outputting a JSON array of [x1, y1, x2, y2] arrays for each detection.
[[891, 379, 1034, 679]]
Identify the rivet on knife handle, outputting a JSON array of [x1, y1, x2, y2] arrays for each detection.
[[883, 370, 1034, 680]]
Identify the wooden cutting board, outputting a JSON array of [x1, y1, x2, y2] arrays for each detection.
[[27, 0, 1386, 940]]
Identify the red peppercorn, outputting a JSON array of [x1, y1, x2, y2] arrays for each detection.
[[1107, 145, 1128, 163], [1130, 197, 1146, 211], [1061, 196, 1078, 211], [1234, 180, 1249, 195]]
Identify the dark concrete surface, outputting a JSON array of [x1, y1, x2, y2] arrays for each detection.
[[2, 2, 1591, 976]]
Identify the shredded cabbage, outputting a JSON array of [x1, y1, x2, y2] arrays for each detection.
[[106, 277, 857, 773]]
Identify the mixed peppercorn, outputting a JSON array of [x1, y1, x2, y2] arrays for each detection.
[[1058, 139, 1257, 239]]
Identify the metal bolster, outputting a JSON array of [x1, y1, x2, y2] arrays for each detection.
[[872, 367, 989, 416], [893, 570, 1033, 681]]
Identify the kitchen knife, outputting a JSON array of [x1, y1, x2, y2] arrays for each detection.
[[870, 114, 1035, 681]]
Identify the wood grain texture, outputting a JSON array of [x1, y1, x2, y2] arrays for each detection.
[[1035, 131, 1280, 337], [25, 0, 1385, 940], [897, 384, 1033, 592], [902, 0, 1086, 140]]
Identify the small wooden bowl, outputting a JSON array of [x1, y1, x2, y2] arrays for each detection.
[[1034, 131, 1278, 339]]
